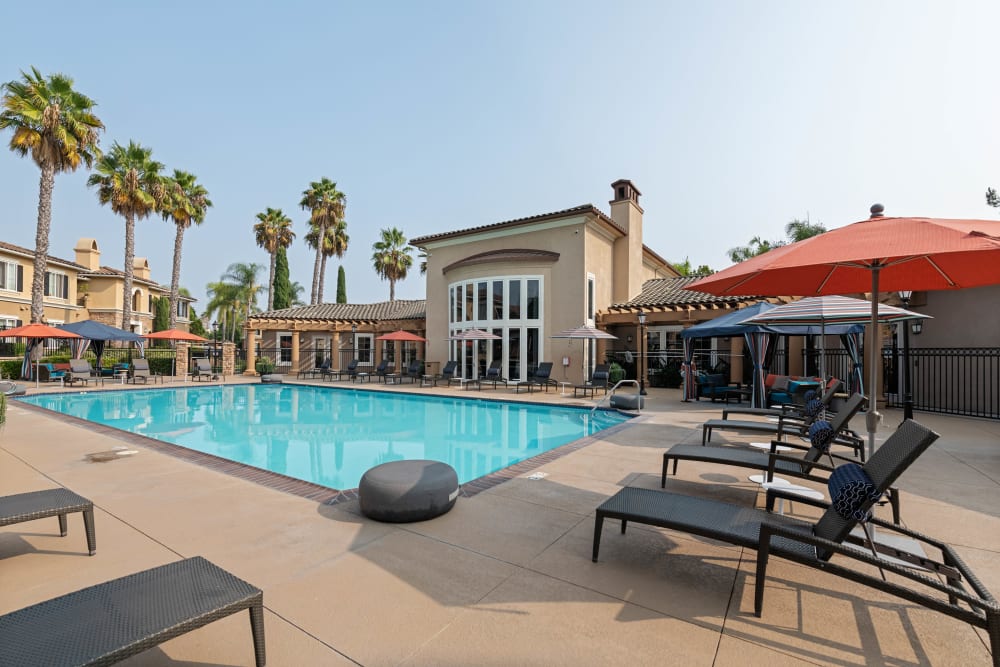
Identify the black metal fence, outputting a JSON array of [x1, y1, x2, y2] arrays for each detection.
[[883, 347, 1000, 420]]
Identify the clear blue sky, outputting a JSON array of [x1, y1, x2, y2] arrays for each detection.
[[2, 1, 999, 313]]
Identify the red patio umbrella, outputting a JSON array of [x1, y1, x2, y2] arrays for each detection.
[[690, 206, 1000, 456], [376, 330, 427, 368], [143, 329, 209, 342], [375, 330, 428, 342], [4, 323, 82, 386]]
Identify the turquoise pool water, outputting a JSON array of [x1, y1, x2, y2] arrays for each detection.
[[19, 385, 630, 490]]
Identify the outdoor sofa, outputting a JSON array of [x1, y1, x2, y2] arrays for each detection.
[[1, 487, 96, 555], [594, 420, 1000, 665], [38, 363, 66, 383], [721, 378, 843, 421], [0, 556, 265, 667]]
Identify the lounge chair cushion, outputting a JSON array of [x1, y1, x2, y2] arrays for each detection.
[[359, 460, 459, 523], [807, 420, 835, 452], [829, 463, 881, 521], [770, 376, 790, 391]]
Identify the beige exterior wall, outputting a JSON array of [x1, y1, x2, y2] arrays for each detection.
[[0, 246, 85, 326], [422, 210, 636, 384]]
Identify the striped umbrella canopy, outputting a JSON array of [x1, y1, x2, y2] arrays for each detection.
[[551, 325, 617, 382], [550, 324, 618, 340], [448, 329, 502, 340], [740, 295, 930, 381]]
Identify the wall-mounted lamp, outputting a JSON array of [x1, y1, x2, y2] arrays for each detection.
[[626, 335, 633, 343], [911, 321, 923, 335]]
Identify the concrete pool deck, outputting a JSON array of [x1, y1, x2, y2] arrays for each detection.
[[1, 378, 998, 665]]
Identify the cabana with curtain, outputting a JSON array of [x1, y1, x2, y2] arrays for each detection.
[[680, 302, 862, 407], [58, 320, 145, 370]]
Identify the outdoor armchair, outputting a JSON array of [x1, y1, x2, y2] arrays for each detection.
[[191, 358, 215, 381], [594, 420, 999, 665], [128, 358, 162, 384], [38, 363, 66, 383], [67, 359, 94, 385]]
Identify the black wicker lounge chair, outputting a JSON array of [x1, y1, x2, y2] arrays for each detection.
[[574, 364, 610, 398], [701, 392, 866, 460], [0, 556, 265, 667], [0, 488, 96, 555], [469, 360, 507, 390], [433, 360, 461, 387], [663, 395, 903, 522], [513, 362, 556, 393], [594, 420, 1000, 665], [298, 358, 331, 379]]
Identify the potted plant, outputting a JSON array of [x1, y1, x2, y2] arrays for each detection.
[[608, 362, 625, 386]]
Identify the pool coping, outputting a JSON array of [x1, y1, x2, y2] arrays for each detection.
[[13, 385, 642, 507]]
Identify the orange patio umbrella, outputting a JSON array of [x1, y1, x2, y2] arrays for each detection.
[[143, 329, 209, 342], [4, 323, 82, 386], [690, 205, 1000, 456], [375, 330, 427, 342]]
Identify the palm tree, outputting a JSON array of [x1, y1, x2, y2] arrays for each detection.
[[304, 218, 348, 302], [253, 208, 294, 311], [1, 67, 103, 322], [371, 227, 413, 301], [300, 178, 346, 304], [162, 170, 211, 329], [418, 249, 428, 275], [785, 218, 826, 242], [204, 262, 263, 342], [87, 141, 165, 329]]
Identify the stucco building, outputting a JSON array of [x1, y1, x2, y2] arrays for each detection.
[[0, 238, 191, 333]]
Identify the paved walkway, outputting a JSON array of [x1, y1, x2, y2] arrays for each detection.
[[1, 381, 997, 665]]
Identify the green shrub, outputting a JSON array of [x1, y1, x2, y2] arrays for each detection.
[[256, 358, 275, 375], [1, 360, 22, 380], [608, 362, 625, 385]]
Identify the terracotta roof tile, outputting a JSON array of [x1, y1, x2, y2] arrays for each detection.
[[253, 300, 426, 322], [0, 240, 87, 270], [609, 276, 760, 310], [410, 205, 623, 246]]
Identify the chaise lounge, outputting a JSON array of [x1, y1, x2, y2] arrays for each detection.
[[0, 488, 96, 555], [191, 358, 215, 381], [128, 358, 162, 384], [0, 556, 266, 667], [594, 420, 1000, 665], [574, 364, 610, 398], [67, 359, 94, 386], [513, 362, 556, 393]]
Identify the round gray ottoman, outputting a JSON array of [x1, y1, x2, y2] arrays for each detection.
[[609, 393, 645, 410], [260, 374, 282, 384], [359, 460, 459, 522]]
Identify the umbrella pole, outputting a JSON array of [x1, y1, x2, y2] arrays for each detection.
[[866, 268, 882, 459]]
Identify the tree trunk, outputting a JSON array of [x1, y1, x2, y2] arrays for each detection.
[[267, 251, 276, 311], [389, 278, 396, 302], [31, 164, 56, 323], [318, 252, 328, 303], [122, 212, 135, 330], [169, 223, 185, 330], [311, 222, 325, 305]]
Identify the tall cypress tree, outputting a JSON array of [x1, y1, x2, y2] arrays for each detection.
[[336, 265, 347, 303], [153, 296, 171, 332], [272, 246, 292, 310]]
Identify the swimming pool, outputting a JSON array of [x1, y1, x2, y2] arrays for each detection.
[[18, 385, 630, 490]]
